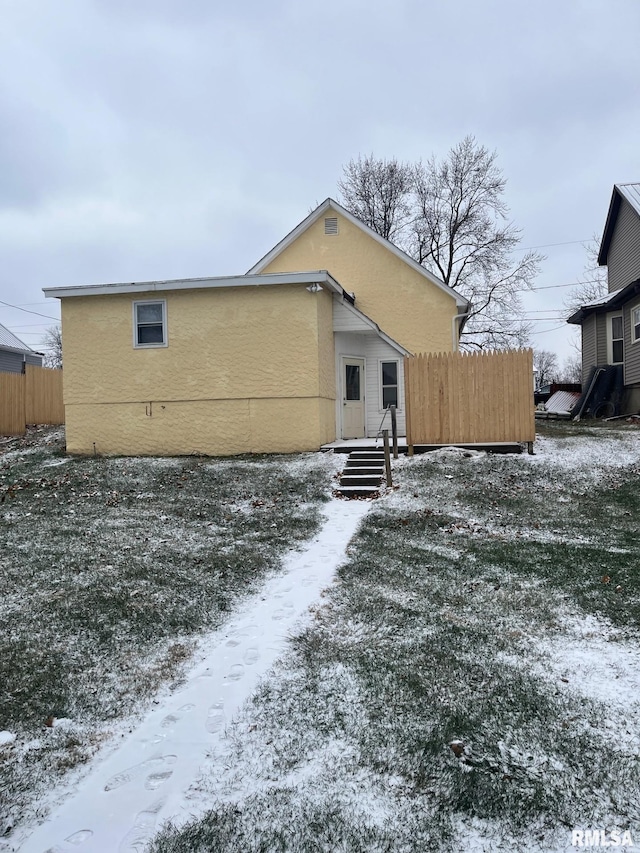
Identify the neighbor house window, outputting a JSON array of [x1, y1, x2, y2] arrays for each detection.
[[608, 313, 623, 364], [133, 300, 167, 348], [632, 305, 640, 344], [381, 361, 398, 409]]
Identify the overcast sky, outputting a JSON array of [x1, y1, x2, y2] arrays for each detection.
[[2, 0, 639, 366]]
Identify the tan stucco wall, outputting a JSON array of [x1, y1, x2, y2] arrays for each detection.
[[260, 210, 458, 354], [61, 285, 336, 455]]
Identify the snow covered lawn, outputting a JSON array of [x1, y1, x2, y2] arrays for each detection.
[[146, 421, 640, 852], [0, 430, 341, 847]]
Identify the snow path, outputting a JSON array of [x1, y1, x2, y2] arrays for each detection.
[[18, 498, 371, 853]]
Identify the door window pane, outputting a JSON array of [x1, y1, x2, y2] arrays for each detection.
[[345, 365, 360, 400]]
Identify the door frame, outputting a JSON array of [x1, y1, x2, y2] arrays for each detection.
[[340, 355, 366, 439]]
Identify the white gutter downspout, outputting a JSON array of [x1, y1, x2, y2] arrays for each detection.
[[451, 313, 468, 351]]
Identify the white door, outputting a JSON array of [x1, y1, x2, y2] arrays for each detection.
[[341, 357, 365, 439]]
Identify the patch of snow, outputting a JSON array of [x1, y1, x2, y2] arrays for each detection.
[[0, 731, 16, 748], [16, 498, 371, 853], [526, 431, 640, 471]]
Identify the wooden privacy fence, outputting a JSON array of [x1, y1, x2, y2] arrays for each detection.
[[404, 349, 535, 447], [0, 365, 64, 436]]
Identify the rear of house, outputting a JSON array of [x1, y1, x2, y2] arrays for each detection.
[[568, 183, 640, 415], [49, 274, 338, 456], [44, 199, 469, 456]]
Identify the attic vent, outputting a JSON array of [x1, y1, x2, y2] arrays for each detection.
[[324, 217, 339, 235]]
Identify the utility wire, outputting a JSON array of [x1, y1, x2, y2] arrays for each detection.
[[0, 299, 59, 321], [519, 238, 592, 251]]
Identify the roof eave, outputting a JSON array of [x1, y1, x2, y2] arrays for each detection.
[[0, 344, 36, 356], [598, 188, 622, 266], [43, 270, 345, 299], [567, 278, 640, 324]]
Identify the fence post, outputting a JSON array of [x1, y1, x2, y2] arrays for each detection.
[[390, 405, 398, 459], [404, 356, 414, 456], [383, 429, 392, 488]]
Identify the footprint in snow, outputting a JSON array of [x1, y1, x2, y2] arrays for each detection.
[[272, 603, 295, 620], [65, 829, 93, 845], [243, 647, 259, 665], [206, 702, 225, 733], [104, 755, 176, 792], [119, 798, 165, 853], [227, 664, 244, 681], [160, 703, 195, 728]]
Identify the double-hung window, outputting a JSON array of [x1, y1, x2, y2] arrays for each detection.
[[607, 313, 623, 364], [632, 305, 640, 344], [381, 361, 399, 409], [133, 300, 167, 348]]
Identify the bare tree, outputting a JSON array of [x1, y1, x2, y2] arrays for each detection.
[[337, 154, 413, 242], [42, 325, 62, 368], [533, 349, 559, 388], [338, 137, 543, 350], [563, 235, 608, 317], [558, 354, 582, 383]]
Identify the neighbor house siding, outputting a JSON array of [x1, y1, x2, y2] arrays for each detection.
[[623, 302, 640, 385], [607, 198, 640, 293], [260, 210, 456, 355], [0, 350, 24, 374], [61, 284, 336, 455], [595, 314, 607, 364], [581, 316, 596, 385]]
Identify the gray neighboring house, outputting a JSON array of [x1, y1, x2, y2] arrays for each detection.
[[568, 183, 640, 414], [0, 322, 43, 373]]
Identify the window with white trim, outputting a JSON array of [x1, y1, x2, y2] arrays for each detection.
[[607, 313, 623, 364], [632, 305, 640, 344], [133, 300, 167, 348], [381, 361, 398, 409]]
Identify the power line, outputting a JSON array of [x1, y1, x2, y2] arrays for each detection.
[[0, 299, 59, 320], [529, 324, 570, 335], [520, 238, 592, 251], [531, 278, 603, 291]]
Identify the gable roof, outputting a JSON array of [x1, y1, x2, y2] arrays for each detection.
[[335, 296, 411, 356], [247, 198, 470, 311], [0, 322, 35, 354], [598, 183, 640, 266]]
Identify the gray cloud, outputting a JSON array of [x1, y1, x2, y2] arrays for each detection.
[[1, 0, 638, 360]]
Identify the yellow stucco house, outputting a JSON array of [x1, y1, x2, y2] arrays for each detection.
[[44, 199, 469, 456]]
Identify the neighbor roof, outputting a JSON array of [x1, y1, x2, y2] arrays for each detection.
[[0, 322, 36, 354], [567, 277, 640, 324], [247, 198, 471, 312], [598, 183, 640, 266]]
